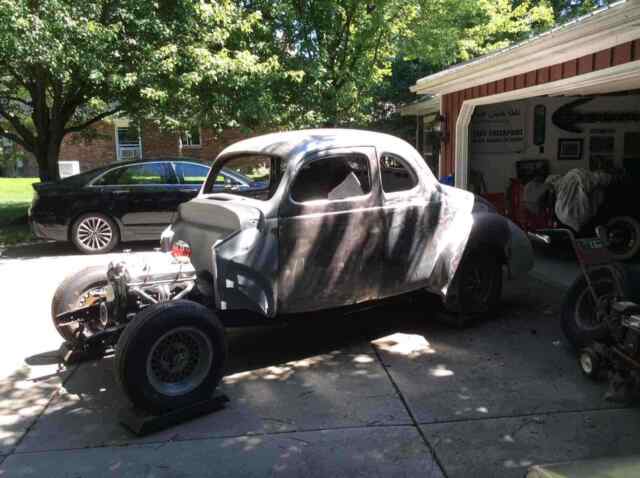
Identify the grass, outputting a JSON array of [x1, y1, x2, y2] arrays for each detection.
[[0, 178, 39, 247]]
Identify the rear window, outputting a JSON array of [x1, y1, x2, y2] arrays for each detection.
[[175, 162, 209, 185], [379, 153, 417, 193]]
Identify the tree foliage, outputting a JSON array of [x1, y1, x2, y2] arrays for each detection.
[[0, 0, 286, 180], [0, 0, 612, 179]]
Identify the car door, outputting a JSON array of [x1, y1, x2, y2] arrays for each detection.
[[277, 147, 385, 313], [173, 161, 211, 203], [379, 152, 436, 296], [94, 162, 180, 240]]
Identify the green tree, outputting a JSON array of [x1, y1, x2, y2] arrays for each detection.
[[0, 0, 285, 181], [244, 0, 555, 128], [545, 0, 610, 24]]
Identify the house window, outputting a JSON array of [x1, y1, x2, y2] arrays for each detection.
[[115, 126, 141, 161], [180, 128, 202, 148]]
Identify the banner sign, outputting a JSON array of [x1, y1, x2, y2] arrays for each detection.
[[470, 104, 525, 154]]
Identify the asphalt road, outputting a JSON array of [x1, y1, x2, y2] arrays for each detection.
[[0, 241, 639, 477]]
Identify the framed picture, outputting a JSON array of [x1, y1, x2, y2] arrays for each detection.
[[558, 138, 583, 160]]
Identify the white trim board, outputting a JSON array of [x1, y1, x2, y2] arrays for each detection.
[[453, 59, 640, 189]]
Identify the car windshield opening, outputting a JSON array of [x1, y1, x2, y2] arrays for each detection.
[[203, 154, 281, 201]]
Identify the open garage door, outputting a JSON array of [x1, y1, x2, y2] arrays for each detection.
[[454, 60, 640, 258], [454, 60, 640, 189]]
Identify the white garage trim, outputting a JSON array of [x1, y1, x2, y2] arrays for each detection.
[[453, 59, 640, 189], [412, 0, 640, 96]]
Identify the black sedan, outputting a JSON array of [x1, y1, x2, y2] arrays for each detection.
[[30, 158, 260, 254]]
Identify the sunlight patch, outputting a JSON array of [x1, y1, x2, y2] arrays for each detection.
[[352, 354, 374, 364], [371, 333, 436, 357], [429, 364, 454, 377]]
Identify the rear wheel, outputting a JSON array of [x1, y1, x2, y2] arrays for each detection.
[[51, 266, 108, 343], [115, 300, 227, 414], [71, 213, 119, 254], [445, 249, 503, 324], [606, 216, 640, 261]]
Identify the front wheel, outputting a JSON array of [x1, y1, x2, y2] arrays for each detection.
[[561, 267, 626, 349], [579, 347, 604, 380], [51, 266, 108, 343], [115, 300, 227, 414]]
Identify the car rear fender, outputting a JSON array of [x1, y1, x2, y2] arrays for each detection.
[[465, 212, 533, 278]]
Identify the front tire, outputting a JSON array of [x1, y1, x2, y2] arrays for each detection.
[[51, 266, 108, 343], [71, 213, 119, 254], [579, 347, 603, 380], [115, 300, 227, 414], [561, 267, 626, 349]]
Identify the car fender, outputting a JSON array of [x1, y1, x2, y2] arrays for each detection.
[[465, 211, 533, 278], [211, 223, 279, 318]]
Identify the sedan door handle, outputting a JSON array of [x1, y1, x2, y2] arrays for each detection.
[[112, 190, 128, 195]]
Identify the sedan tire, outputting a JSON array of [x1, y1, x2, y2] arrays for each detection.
[[71, 213, 119, 254]]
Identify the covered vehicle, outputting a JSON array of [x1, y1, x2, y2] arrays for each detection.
[[52, 129, 533, 413]]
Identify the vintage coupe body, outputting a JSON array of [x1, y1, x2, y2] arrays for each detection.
[[52, 129, 533, 413]]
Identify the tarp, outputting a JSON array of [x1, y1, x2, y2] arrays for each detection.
[[547, 169, 612, 231]]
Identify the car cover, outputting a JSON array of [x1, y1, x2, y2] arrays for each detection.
[[547, 169, 612, 231]]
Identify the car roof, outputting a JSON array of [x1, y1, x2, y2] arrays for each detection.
[[217, 129, 420, 165]]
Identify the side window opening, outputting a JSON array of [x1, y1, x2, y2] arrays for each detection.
[[291, 154, 371, 203], [203, 154, 279, 201], [94, 163, 175, 186], [380, 153, 417, 193]]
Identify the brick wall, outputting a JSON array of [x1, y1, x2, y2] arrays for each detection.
[[56, 122, 257, 170], [59, 121, 116, 171]]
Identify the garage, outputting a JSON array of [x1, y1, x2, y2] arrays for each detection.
[[403, 0, 640, 259]]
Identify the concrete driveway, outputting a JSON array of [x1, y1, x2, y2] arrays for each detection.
[[1, 242, 639, 477]]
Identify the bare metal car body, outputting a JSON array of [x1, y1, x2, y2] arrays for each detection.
[[161, 129, 533, 318]]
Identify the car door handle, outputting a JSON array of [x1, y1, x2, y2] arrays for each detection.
[[112, 190, 128, 194]]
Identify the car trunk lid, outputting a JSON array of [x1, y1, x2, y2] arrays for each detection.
[[171, 195, 264, 272]]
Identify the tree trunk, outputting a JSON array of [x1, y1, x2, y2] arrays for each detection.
[[35, 138, 63, 182]]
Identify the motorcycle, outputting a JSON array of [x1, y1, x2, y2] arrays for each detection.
[[546, 227, 640, 399]]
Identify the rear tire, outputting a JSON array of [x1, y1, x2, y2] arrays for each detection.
[[606, 216, 640, 261], [115, 300, 227, 414], [445, 249, 503, 325], [51, 266, 108, 343], [71, 213, 119, 254]]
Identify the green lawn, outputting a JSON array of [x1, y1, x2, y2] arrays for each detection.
[[0, 178, 39, 246]]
